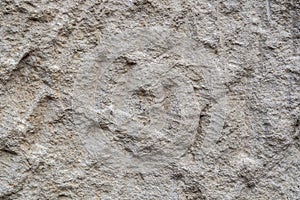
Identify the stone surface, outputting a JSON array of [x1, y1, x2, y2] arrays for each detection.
[[0, 0, 299, 199]]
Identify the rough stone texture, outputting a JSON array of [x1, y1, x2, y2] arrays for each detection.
[[0, 0, 299, 199]]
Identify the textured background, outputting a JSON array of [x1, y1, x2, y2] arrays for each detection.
[[0, 0, 299, 199]]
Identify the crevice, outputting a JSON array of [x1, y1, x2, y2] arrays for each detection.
[[182, 103, 211, 159], [0, 147, 18, 156]]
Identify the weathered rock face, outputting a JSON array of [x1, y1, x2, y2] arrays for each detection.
[[0, 0, 299, 199]]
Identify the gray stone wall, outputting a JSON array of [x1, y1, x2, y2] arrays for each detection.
[[0, 0, 299, 199]]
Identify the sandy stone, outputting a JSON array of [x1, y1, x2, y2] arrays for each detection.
[[0, 0, 299, 199]]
